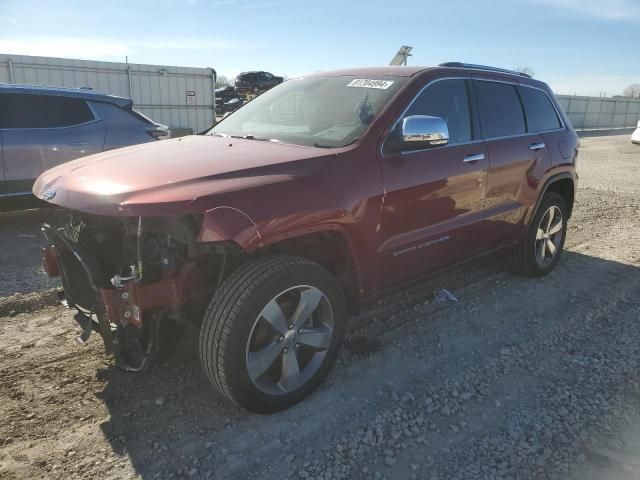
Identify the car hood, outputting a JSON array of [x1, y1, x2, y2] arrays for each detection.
[[33, 135, 336, 216]]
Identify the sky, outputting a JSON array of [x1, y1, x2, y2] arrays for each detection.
[[0, 0, 638, 96]]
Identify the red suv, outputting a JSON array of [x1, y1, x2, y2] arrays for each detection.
[[35, 63, 578, 413]]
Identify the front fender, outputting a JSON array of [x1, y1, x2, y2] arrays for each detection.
[[197, 206, 261, 247]]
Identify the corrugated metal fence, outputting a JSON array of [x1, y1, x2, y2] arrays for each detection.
[[2, 55, 638, 134], [556, 95, 640, 131], [0, 54, 216, 133]]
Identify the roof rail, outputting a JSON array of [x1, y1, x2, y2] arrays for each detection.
[[439, 62, 531, 78]]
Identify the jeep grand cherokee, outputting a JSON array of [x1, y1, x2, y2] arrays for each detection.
[[34, 63, 578, 413]]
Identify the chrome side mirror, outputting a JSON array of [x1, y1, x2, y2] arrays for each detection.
[[401, 115, 449, 148]]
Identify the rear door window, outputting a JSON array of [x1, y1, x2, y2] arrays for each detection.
[[520, 86, 562, 132], [2, 94, 94, 129], [475, 81, 526, 139], [404, 79, 473, 144]]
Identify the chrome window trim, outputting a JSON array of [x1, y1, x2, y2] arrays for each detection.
[[0, 97, 101, 131], [474, 131, 554, 142], [397, 139, 485, 156]]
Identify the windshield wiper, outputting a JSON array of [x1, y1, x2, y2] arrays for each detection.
[[233, 134, 282, 143], [312, 142, 334, 149]]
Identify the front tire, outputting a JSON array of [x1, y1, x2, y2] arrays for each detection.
[[199, 255, 346, 413], [511, 192, 568, 277]]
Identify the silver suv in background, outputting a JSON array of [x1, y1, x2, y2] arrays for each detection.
[[0, 84, 168, 198]]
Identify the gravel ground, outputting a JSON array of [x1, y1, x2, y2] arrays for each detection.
[[1, 134, 639, 480], [0, 208, 60, 298]]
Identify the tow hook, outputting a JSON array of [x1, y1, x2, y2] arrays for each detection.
[[74, 310, 94, 345]]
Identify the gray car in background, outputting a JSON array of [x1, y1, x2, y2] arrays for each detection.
[[0, 84, 168, 198]]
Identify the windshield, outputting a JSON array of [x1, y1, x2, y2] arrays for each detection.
[[208, 76, 408, 148]]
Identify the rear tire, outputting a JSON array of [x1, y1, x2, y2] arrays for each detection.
[[510, 192, 568, 277], [199, 255, 346, 413]]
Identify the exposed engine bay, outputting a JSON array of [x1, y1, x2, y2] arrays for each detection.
[[42, 209, 235, 371]]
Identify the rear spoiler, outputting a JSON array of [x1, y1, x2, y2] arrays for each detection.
[[92, 95, 133, 110], [114, 98, 134, 109]]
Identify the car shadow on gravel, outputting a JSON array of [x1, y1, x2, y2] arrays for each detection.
[[92, 250, 640, 479]]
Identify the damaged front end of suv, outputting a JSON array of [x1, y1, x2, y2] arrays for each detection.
[[33, 132, 337, 387], [42, 210, 233, 371]]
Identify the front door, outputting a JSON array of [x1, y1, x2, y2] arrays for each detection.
[[377, 78, 489, 288]]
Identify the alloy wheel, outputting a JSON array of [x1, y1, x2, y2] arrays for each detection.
[[534, 205, 564, 268], [245, 285, 334, 395]]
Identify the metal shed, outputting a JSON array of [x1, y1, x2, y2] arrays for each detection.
[[0, 54, 216, 134]]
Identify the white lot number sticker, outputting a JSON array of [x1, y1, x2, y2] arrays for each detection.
[[347, 79, 394, 90]]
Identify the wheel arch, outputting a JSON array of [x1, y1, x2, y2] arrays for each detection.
[[526, 172, 575, 226], [254, 227, 362, 312]]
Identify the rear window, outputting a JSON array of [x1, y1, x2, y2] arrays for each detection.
[[0, 93, 94, 129], [521, 86, 562, 132], [475, 81, 526, 139]]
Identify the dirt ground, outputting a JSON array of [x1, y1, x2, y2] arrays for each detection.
[[1, 134, 639, 480]]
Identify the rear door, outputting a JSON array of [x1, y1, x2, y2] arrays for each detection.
[[519, 85, 567, 167], [1, 93, 105, 194], [89, 101, 155, 149], [378, 78, 489, 287], [473, 78, 551, 248]]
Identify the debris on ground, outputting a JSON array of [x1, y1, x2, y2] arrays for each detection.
[[434, 288, 459, 302]]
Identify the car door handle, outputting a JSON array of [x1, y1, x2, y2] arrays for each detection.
[[529, 142, 546, 151], [69, 141, 89, 146], [463, 153, 486, 163]]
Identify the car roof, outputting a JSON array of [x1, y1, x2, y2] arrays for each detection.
[[308, 66, 431, 78], [305, 65, 548, 85], [0, 83, 133, 108]]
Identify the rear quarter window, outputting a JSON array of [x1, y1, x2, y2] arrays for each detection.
[[475, 81, 526, 139], [90, 101, 147, 127], [521, 86, 562, 132]]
